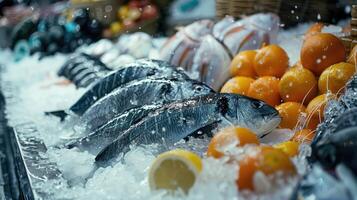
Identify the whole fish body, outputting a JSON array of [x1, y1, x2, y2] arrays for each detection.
[[69, 59, 189, 116], [314, 126, 357, 174], [57, 53, 110, 87], [192, 34, 232, 91], [80, 78, 214, 132], [58, 53, 94, 77], [67, 104, 162, 155], [95, 93, 280, 166]]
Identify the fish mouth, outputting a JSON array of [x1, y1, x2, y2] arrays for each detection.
[[256, 114, 281, 137]]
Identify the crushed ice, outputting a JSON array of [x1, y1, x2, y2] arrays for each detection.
[[0, 24, 322, 199]]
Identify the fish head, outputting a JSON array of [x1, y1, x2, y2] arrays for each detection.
[[222, 94, 281, 136], [166, 80, 214, 100]]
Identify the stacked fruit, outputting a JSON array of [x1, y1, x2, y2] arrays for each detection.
[[148, 127, 297, 194], [108, 0, 158, 37], [221, 23, 356, 144], [147, 24, 356, 195]]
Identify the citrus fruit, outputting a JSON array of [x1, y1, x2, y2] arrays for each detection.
[[291, 129, 315, 144], [253, 44, 289, 78], [207, 127, 259, 158], [279, 67, 318, 103], [220, 76, 255, 95], [248, 76, 281, 107], [276, 102, 306, 129], [304, 23, 324, 39], [301, 33, 346, 76], [318, 62, 356, 94], [305, 94, 331, 130], [149, 149, 202, 194], [237, 146, 296, 190], [274, 141, 299, 157], [306, 94, 329, 118], [230, 50, 257, 78]]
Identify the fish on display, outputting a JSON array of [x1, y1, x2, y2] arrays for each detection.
[[192, 34, 232, 91], [314, 126, 357, 175], [160, 13, 280, 91], [213, 13, 280, 56], [58, 53, 95, 78], [95, 93, 280, 166], [80, 78, 214, 132], [48, 60, 190, 120], [66, 104, 162, 155], [57, 53, 110, 84], [312, 75, 357, 148]]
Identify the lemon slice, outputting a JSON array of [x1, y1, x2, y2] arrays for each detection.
[[149, 149, 202, 194]]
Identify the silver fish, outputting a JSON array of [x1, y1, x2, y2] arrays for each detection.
[[95, 93, 280, 166], [80, 78, 213, 132], [67, 104, 161, 155]]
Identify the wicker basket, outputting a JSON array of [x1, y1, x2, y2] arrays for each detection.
[[339, 5, 357, 54], [216, 0, 338, 27]]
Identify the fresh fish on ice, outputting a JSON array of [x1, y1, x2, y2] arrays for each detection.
[[192, 34, 232, 91], [95, 93, 280, 166], [66, 105, 162, 155], [313, 126, 357, 174], [213, 13, 280, 55], [80, 78, 214, 131], [159, 20, 214, 70], [66, 59, 189, 116], [57, 53, 110, 88]]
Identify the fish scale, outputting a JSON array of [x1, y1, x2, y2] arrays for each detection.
[[66, 105, 161, 155], [95, 93, 280, 166], [69, 60, 189, 116], [80, 78, 213, 132]]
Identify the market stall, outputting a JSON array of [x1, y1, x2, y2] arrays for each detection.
[[0, 1, 356, 200]]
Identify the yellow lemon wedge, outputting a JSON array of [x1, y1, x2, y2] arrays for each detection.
[[274, 141, 299, 157], [148, 149, 202, 194]]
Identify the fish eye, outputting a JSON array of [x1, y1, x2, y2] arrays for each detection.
[[251, 101, 264, 109], [194, 85, 203, 91]]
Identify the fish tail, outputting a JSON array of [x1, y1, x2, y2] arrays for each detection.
[[45, 110, 68, 121]]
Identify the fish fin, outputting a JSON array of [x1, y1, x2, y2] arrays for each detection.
[[45, 110, 68, 121]]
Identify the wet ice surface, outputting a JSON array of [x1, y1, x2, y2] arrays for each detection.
[[0, 25, 316, 199]]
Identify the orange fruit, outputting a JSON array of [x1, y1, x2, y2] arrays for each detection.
[[304, 23, 324, 39], [291, 129, 315, 144], [220, 76, 255, 95], [279, 67, 318, 104], [276, 102, 306, 129], [237, 146, 296, 190], [248, 76, 281, 107], [274, 141, 299, 157], [253, 44, 289, 78], [301, 33, 346, 76], [305, 94, 331, 130], [207, 127, 259, 158], [347, 45, 357, 65], [230, 50, 257, 78], [306, 94, 329, 119], [318, 62, 356, 94], [305, 116, 320, 130]]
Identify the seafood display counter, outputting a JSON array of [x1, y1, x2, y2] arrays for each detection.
[[1, 8, 357, 200]]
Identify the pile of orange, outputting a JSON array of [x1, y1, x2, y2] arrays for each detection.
[[221, 23, 356, 134], [206, 126, 297, 191], [215, 24, 356, 193]]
